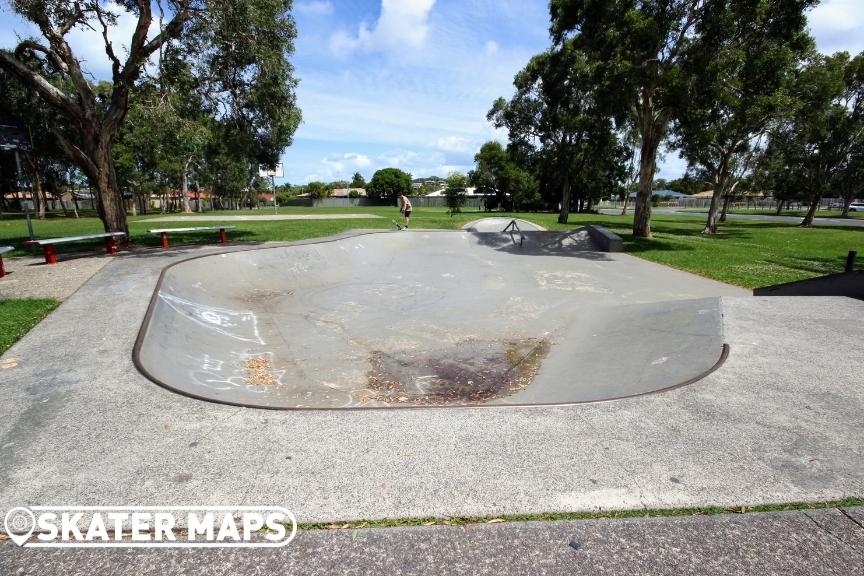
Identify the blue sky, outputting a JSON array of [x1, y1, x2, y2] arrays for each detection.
[[2, 0, 864, 184]]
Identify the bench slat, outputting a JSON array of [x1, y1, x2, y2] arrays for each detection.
[[148, 226, 237, 233], [26, 232, 126, 245], [0, 246, 13, 255]]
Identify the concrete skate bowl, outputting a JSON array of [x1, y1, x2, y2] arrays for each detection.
[[134, 227, 730, 409]]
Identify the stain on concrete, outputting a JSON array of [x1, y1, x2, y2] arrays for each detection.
[[365, 338, 550, 406]]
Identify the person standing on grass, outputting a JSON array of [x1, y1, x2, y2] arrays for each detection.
[[398, 193, 412, 229]]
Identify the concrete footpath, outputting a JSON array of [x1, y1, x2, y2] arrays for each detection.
[[0, 236, 862, 524], [2, 506, 863, 575]]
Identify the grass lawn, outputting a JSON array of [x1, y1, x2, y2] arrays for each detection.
[[679, 207, 864, 219], [0, 298, 59, 355], [727, 209, 864, 219], [1, 206, 862, 289]]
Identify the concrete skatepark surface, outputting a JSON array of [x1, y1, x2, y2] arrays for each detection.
[[462, 217, 546, 231], [135, 228, 727, 409], [1, 223, 862, 534]]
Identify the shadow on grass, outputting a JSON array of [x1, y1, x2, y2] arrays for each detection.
[[764, 255, 850, 277], [622, 237, 696, 254]]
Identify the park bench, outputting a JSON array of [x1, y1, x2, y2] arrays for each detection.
[[23, 232, 126, 265], [0, 246, 13, 278], [148, 225, 236, 249]]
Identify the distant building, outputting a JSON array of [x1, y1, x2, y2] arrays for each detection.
[[690, 190, 715, 198], [412, 176, 444, 189], [329, 188, 367, 198]]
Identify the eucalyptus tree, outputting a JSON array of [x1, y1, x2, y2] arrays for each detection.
[[767, 52, 864, 226], [471, 141, 541, 211], [837, 139, 864, 217], [350, 172, 366, 188], [674, 0, 814, 233], [489, 41, 620, 224], [0, 0, 301, 232], [550, 0, 705, 237], [0, 63, 72, 218], [751, 138, 806, 214]]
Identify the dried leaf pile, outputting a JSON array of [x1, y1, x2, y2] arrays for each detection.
[[242, 356, 278, 386]]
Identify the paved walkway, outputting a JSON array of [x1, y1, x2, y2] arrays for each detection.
[[2, 507, 862, 575], [0, 254, 111, 300]]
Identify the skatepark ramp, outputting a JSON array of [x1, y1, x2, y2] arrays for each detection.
[[134, 229, 733, 409]]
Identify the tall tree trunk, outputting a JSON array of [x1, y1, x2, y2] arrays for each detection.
[[620, 193, 630, 215], [558, 172, 571, 224], [633, 131, 660, 238], [633, 95, 665, 238], [719, 194, 732, 223], [26, 157, 47, 219], [89, 142, 127, 233], [841, 187, 855, 218], [32, 171, 46, 219], [774, 199, 785, 215], [181, 158, 192, 213], [703, 156, 731, 234], [70, 176, 80, 218], [801, 193, 820, 226]]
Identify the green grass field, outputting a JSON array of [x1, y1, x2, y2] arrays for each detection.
[[1, 206, 862, 290], [728, 208, 864, 219], [678, 207, 864, 219], [0, 298, 59, 355]]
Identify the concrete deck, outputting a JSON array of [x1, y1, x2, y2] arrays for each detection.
[[0, 232, 862, 528]]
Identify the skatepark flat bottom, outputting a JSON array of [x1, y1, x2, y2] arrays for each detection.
[[134, 229, 738, 409]]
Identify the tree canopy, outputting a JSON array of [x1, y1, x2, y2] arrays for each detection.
[[673, 0, 815, 232], [367, 168, 412, 200], [0, 0, 301, 231], [489, 40, 625, 222]]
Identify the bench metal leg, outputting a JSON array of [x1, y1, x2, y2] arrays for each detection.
[[0, 255, 5, 278], [219, 228, 228, 244], [43, 244, 57, 265], [161, 232, 170, 249], [105, 236, 118, 255]]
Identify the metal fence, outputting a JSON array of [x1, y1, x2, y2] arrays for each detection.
[[598, 197, 846, 211], [282, 196, 488, 209]]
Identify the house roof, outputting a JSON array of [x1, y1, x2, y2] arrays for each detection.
[[690, 190, 715, 198], [329, 188, 367, 197]]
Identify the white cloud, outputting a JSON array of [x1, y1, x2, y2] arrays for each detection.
[[343, 152, 371, 167], [319, 151, 372, 176], [296, 1, 334, 17], [484, 40, 498, 55], [809, 0, 864, 32], [435, 136, 474, 153], [808, 0, 864, 55], [1, 9, 162, 80], [330, 0, 436, 56], [378, 149, 426, 167]]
